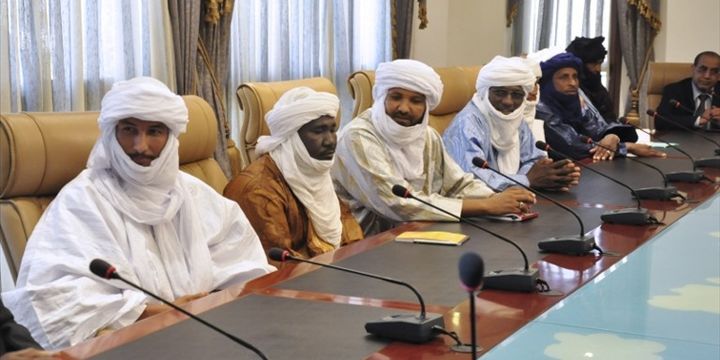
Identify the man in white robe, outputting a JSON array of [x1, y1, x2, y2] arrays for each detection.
[[332, 59, 536, 235], [2, 77, 275, 349]]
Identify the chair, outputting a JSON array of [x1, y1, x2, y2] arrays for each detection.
[[646, 62, 693, 122], [347, 65, 481, 134], [235, 77, 338, 170], [0, 95, 228, 281]]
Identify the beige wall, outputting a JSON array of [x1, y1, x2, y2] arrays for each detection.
[[410, 0, 509, 67], [655, 0, 720, 62]]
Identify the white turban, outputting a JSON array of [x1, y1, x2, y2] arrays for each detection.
[[369, 59, 443, 181], [472, 56, 536, 174], [86, 77, 213, 295], [257, 87, 343, 248], [256, 87, 339, 155]]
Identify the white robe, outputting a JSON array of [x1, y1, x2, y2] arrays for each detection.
[[2, 170, 275, 349]]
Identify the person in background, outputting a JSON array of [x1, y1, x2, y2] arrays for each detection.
[[332, 59, 536, 235], [656, 51, 720, 131], [566, 36, 618, 122], [224, 87, 363, 263]]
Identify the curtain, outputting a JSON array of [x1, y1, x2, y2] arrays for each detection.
[[1, 0, 175, 113], [511, 0, 607, 56], [392, 0, 414, 59], [226, 0, 392, 141], [168, 0, 235, 177], [616, 0, 661, 127]]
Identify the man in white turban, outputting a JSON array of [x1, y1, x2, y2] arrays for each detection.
[[444, 56, 581, 192], [2, 77, 274, 349], [224, 87, 363, 261], [332, 59, 536, 235]]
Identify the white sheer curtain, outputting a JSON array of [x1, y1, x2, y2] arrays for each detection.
[[227, 0, 392, 142], [0, 0, 175, 113]]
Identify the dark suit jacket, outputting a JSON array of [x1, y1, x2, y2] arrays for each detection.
[[656, 78, 720, 130], [0, 298, 41, 355]]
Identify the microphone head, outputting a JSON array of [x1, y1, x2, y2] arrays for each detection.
[[268, 248, 290, 262], [391, 184, 411, 198], [669, 99, 680, 108], [646, 109, 657, 117], [458, 252, 485, 291], [471, 157, 488, 169], [90, 259, 118, 280], [535, 140, 549, 151], [579, 135, 593, 144]]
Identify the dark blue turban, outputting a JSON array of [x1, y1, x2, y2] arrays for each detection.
[[539, 53, 584, 122]]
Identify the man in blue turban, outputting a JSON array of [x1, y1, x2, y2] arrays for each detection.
[[536, 52, 665, 161]]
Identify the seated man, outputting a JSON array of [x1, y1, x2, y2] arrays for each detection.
[[521, 57, 546, 142], [2, 77, 274, 349], [332, 59, 536, 235], [224, 87, 363, 260], [444, 55, 581, 192], [566, 36, 617, 122], [537, 52, 665, 161], [656, 51, 720, 131]]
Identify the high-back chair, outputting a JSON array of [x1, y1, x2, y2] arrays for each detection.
[[646, 62, 693, 127], [347, 65, 482, 134], [0, 95, 227, 281], [235, 77, 338, 170]]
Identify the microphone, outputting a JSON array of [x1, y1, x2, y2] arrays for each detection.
[[534, 141, 663, 228], [456, 252, 485, 358], [89, 259, 268, 360], [647, 109, 720, 165], [473, 156, 656, 228], [616, 120, 706, 182], [578, 135, 682, 200], [391, 184, 542, 290], [669, 99, 695, 115], [267, 248, 444, 343]]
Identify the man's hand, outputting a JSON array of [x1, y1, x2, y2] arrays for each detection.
[[626, 143, 667, 158], [0, 348, 72, 360], [589, 134, 620, 161], [526, 158, 581, 191], [462, 187, 536, 216]]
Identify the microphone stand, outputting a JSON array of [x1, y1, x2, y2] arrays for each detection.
[[579, 136, 682, 201], [393, 186, 541, 291]]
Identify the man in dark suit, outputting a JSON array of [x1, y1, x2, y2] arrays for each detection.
[[656, 51, 720, 131]]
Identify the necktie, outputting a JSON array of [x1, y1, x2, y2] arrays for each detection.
[[694, 94, 710, 118]]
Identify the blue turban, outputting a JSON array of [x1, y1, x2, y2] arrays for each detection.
[[539, 53, 584, 122]]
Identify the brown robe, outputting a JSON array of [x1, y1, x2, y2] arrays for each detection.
[[224, 154, 363, 263]]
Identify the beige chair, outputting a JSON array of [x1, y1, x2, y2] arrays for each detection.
[[0, 95, 228, 280], [646, 62, 693, 118], [235, 77, 338, 170], [347, 65, 481, 134]]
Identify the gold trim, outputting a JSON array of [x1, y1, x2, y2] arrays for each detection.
[[627, 0, 662, 33]]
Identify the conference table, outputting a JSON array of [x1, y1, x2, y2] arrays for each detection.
[[64, 130, 720, 359]]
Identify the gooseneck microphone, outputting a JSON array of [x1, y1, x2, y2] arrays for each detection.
[[89, 259, 269, 360], [473, 156, 655, 228], [457, 252, 485, 359], [535, 141, 664, 229], [578, 135, 682, 201], [618, 120, 706, 182], [647, 109, 720, 165], [391, 184, 542, 290], [669, 99, 695, 115], [267, 248, 443, 343]]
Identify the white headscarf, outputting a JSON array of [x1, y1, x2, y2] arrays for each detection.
[[522, 57, 542, 126], [86, 77, 213, 295], [472, 56, 536, 174], [370, 59, 443, 181], [256, 87, 343, 248]]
